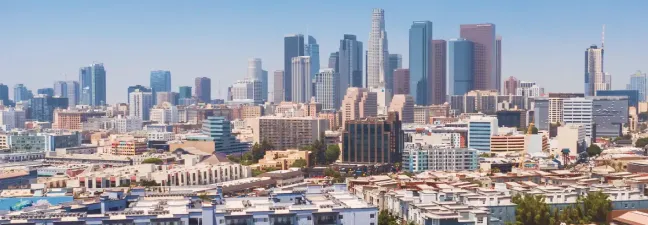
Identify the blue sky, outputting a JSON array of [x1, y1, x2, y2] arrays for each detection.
[[1, 0, 648, 103]]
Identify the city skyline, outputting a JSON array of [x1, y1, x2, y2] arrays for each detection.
[[1, 1, 647, 103]]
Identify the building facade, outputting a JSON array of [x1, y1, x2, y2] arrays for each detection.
[[129, 89, 153, 121], [431, 39, 446, 104], [448, 38, 474, 95], [342, 112, 403, 164], [627, 70, 647, 102], [251, 116, 328, 150], [194, 77, 211, 103], [341, 88, 377, 126], [393, 69, 410, 95], [314, 69, 340, 110], [402, 143, 478, 172], [460, 23, 496, 91], [389, 94, 414, 123], [409, 21, 433, 105], [366, 8, 389, 89], [339, 34, 363, 89], [284, 34, 305, 102], [291, 56, 312, 103], [150, 70, 172, 105], [467, 116, 498, 152]]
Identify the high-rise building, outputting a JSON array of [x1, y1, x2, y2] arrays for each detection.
[[596, 90, 638, 108], [342, 112, 403, 164], [341, 87, 377, 126], [306, 36, 320, 80], [37, 88, 54, 96], [496, 36, 502, 92], [194, 77, 211, 103], [563, 98, 593, 138], [460, 24, 496, 91], [89, 63, 107, 106], [393, 69, 410, 95], [31, 96, 69, 122], [448, 38, 474, 95], [431, 39, 447, 104], [284, 34, 305, 102], [366, 8, 389, 89], [79, 66, 92, 105], [150, 70, 172, 105], [178, 86, 192, 99], [273, 70, 284, 103], [339, 34, 364, 89], [291, 56, 311, 103], [247, 58, 262, 80], [13, 84, 31, 102], [585, 45, 604, 96], [127, 85, 151, 105], [0, 108, 26, 130], [156, 92, 179, 106], [0, 84, 9, 104], [250, 116, 328, 150], [65, 81, 79, 107], [129, 89, 153, 120], [261, 70, 268, 102], [53, 109, 106, 130], [54, 81, 67, 97], [328, 52, 339, 72], [388, 54, 402, 92], [202, 116, 249, 154], [467, 116, 498, 152], [229, 78, 262, 104], [516, 81, 544, 98], [388, 94, 414, 123], [503, 76, 519, 95], [314, 69, 340, 110], [627, 70, 646, 102], [409, 21, 433, 105]]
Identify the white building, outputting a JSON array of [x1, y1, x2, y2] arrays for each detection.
[[410, 132, 462, 148], [149, 105, 179, 124], [557, 124, 587, 157], [413, 106, 430, 124], [314, 68, 339, 110], [563, 98, 593, 138], [516, 81, 544, 98], [468, 116, 498, 152], [0, 108, 26, 131], [402, 142, 478, 172], [371, 86, 392, 116], [247, 58, 262, 80], [129, 89, 153, 121], [586, 45, 605, 96], [147, 131, 174, 141], [366, 8, 388, 89], [229, 78, 262, 104], [291, 56, 311, 103], [114, 116, 143, 133]]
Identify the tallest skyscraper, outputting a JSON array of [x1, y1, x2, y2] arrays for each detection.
[[366, 8, 388, 89]]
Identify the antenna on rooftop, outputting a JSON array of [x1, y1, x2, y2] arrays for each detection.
[[601, 24, 605, 50]]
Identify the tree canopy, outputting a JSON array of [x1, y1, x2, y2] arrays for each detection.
[[509, 191, 612, 225], [378, 210, 399, 225], [141, 158, 163, 165], [291, 159, 307, 168], [587, 144, 602, 157], [636, 137, 648, 148], [325, 145, 341, 164]]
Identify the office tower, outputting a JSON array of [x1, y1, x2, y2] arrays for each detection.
[[585, 45, 604, 96], [467, 116, 498, 152], [314, 69, 340, 110], [89, 63, 107, 106], [291, 56, 311, 103], [591, 96, 628, 137], [178, 86, 192, 99], [37, 88, 54, 96], [247, 58, 262, 80], [431, 39, 447, 104], [54, 81, 67, 97], [503, 76, 519, 95], [605, 73, 612, 90], [129, 89, 153, 120], [367, 8, 389, 89], [516, 81, 544, 98], [563, 98, 594, 137], [273, 70, 284, 103], [78, 66, 92, 105], [388, 54, 402, 92], [284, 34, 305, 101], [409, 21, 433, 105], [627, 70, 647, 102], [31, 96, 69, 122], [306, 36, 320, 80], [339, 34, 364, 90], [388, 94, 414, 123], [261, 70, 268, 102], [0, 84, 9, 104], [448, 38, 474, 95], [0, 108, 26, 130], [13, 84, 30, 102], [342, 112, 402, 164], [328, 52, 339, 72], [127, 85, 151, 105], [393, 69, 410, 95], [202, 116, 249, 154], [460, 23, 496, 91], [340, 87, 377, 126], [150, 70, 172, 104], [194, 77, 211, 103], [496, 110, 527, 129], [65, 81, 80, 107], [229, 78, 262, 104], [251, 116, 328, 150], [596, 90, 638, 108], [496, 36, 502, 92], [156, 92, 178, 106]]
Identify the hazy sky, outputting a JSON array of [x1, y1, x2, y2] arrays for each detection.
[[2, 0, 648, 103]]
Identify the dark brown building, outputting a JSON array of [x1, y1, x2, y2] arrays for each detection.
[[393, 69, 410, 95], [342, 112, 403, 164], [431, 39, 447, 104]]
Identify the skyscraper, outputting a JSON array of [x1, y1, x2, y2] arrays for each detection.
[[31, 96, 68, 122], [328, 52, 339, 72], [409, 21, 433, 105], [127, 85, 151, 104], [273, 70, 284, 103], [366, 8, 389, 89], [431, 39, 447, 104], [90, 63, 107, 106], [388, 54, 402, 72], [341, 87, 377, 126], [247, 58, 262, 80], [393, 69, 410, 95], [306, 36, 320, 80], [585, 45, 604, 96], [194, 77, 211, 103], [37, 88, 54, 96], [339, 34, 364, 90], [291, 56, 311, 103], [460, 23, 496, 91], [261, 69, 268, 102], [178, 86, 192, 99], [496, 36, 502, 92], [0, 84, 9, 104], [13, 84, 30, 102], [284, 34, 305, 101], [314, 68, 340, 110], [150, 70, 172, 105], [54, 81, 68, 97], [78, 66, 91, 105], [66, 81, 80, 107], [627, 71, 647, 102], [503, 76, 520, 96], [448, 38, 474, 95], [129, 89, 153, 120]]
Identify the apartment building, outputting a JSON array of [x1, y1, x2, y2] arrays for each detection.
[[250, 116, 328, 150], [402, 142, 478, 172]]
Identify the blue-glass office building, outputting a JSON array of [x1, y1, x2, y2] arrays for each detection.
[[150, 70, 172, 105], [409, 21, 433, 105], [449, 38, 475, 95], [596, 90, 638, 108]]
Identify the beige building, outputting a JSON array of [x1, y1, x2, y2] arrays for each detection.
[[240, 105, 264, 119], [109, 135, 147, 155], [341, 87, 377, 126], [640, 102, 648, 113], [250, 116, 328, 150], [490, 134, 549, 154], [429, 103, 450, 117], [255, 149, 310, 170], [413, 106, 430, 124], [557, 124, 586, 157], [318, 110, 341, 130], [53, 109, 106, 130], [388, 94, 414, 123], [0, 133, 8, 150]]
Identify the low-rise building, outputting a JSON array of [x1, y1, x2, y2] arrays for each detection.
[[402, 142, 478, 172], [256, 149, 310, 169]]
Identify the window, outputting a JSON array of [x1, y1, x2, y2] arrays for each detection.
[[371, 223, 375, 225], [339, 215, 344, 219], [307, 216, 312, 221], [370, 214, 375, 218], [219, 219, 224, 224]]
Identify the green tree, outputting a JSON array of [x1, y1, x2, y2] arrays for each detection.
[[227, 155, 241, 163], [510, 194, 553, 225], [291, 159, 307, 168], [139, 180, 159, 187], [198, 193, 212, 202], [530, 126, 539, 134], [635, 137, 648, 148], [581, 191, 612, 223], [587, 144, 603, 157], [378, 210, 399, 225], [141, 158, 163, 165], [325, 145, 341, 164]]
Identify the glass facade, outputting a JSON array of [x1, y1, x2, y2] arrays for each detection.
[[178, 86, 192, 99], [127, 85, 151, 105], [90, 63, 106, 106], [409, 21, 433, 105], [627, 71, 646, 102], [468, 119, 497, 152], [30, 96, 69, 122], [150, 70, 172, 104], [283, 34, 305, 102], [339, 34, 363, 89], [596, 90, 638, 108], [449, 39, 474, 95]]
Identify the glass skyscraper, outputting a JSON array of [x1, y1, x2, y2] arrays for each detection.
[[627, 70, 647, 102], [178, 86, 192, 99], [339, 34, 363, 90], [283, 34, 305, 102], [37, 88, 54, 96], [409, 21, 433, 105], [0, 83, 9, 104], [127, 85, 151, 105], [449, 38, 475, 95], [150, 70, 172, 104], [79, 66, 92, 105], [13, 84, 31, 102], [306, 36, 320, 80], [79, 63, 106, 106]]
